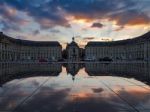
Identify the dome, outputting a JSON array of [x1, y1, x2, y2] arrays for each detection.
[[69, 41, 78, 46], [67, 37, 79, 47]]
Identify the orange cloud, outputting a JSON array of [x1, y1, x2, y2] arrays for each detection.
[[73, 15, 93, 22], [68, 15, 94, 25], [126, 17, 150, 26], [72, 92, 92, 99], [110, 15, 150, 28]]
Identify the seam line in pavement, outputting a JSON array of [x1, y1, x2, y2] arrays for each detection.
[[101, 81, 140, 112], [121, 78, 150, 91], [12, 77, 50, 112]]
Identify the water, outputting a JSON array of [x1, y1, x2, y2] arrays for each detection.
[[0, 62, 150, 112]]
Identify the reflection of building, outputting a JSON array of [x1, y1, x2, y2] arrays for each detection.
[[0, 63, 62, 85], [85, 31, 150, 61], [66, 37, 80, 61], [85, 62, 150, 80], [66, 63, 81, 81], [0, 32, 62, 62]]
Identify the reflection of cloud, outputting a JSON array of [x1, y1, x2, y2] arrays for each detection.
[[73, 93, 92, 99], [92, 88, 104, 93], [1, 74, 150, 112], [0, 97, 24, 111], [115, 87, 150, 108], [15, 87, 72, 112], [14, 85, 128, 112]]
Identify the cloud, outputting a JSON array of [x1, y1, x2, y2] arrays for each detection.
[[108, 10, 150, 27], [33, 30, 40, 35], [0, 4, 30, 32], [91, 22, 103, 28], [0, 0, 150, 32], [38, 18, 70, 29], [16, 35, 28, 40], [83, 37, 95, 40], [126, 16, 150, 26], [113, 26, 124, 31], [61, 0, 150, 28], [50, 29, 60, 33], [0, 0, 71, 29]]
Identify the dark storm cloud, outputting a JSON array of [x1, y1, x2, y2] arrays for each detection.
[[91, 22, 103, 28], [0, 0, 150, 31], [60, 0, 150, 27], [0, 0, 70, 30]]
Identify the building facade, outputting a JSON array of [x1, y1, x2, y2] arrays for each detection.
[[66, 37, 80, 61], [1, 31, 150, 62], [85, 31, 150, 61], [0, 32, 62, 62]]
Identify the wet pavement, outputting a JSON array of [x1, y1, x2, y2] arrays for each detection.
[[0, 62, 150, 112]]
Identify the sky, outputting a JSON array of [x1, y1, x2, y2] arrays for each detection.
[[0, 0, 150, 48]]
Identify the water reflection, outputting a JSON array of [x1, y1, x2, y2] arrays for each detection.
[[0, 63, 62, 86], [65, 63, 83, 81], [85, 62, 150, 84], [0, 62, 150, 112]]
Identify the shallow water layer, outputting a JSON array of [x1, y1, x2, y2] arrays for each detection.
[[0, 62, 150, 112]]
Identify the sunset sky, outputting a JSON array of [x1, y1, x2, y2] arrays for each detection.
[[0, 0, 150, 48]]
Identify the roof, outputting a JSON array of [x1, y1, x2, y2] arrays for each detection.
[[86, 31, 150, 47], [66, 39, 79, 49], [68, 41, 78, 46], [0, 32, 61, 47]]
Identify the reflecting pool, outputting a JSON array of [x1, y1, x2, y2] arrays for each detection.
[[0, 62, 150, 112]]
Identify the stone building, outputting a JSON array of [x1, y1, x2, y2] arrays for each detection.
[[85, 31, 150, 61], [1, 31, 150, 62], [66, 37, 80, 61], [0, 32, 62, 62]]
